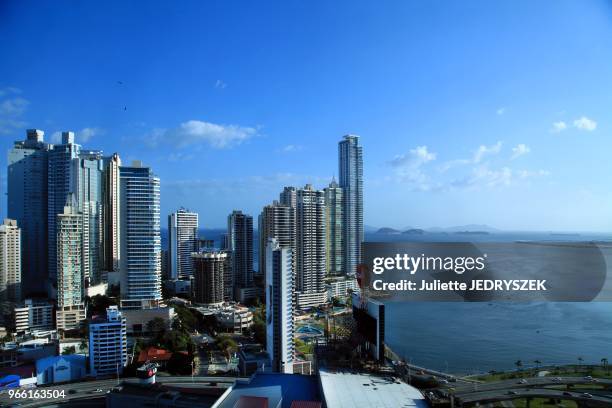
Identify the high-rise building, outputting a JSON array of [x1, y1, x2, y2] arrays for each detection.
[[324, 179, 343, 277], [258, 202, 295, 279], [102, 153, 121, 273], [192, 252, 226, 306], [7, 129, 50, 297], [74, 150, 104, 285], [48, 132, 81, 293], [55, 197, 87, 330], [0, 219, 21, 303], [119, 162, 162, 310], [265, 238, 294, 373], [168, 209, 199, 280], [13, 299, 54, 333], [338, 134, 363, 276], [279, 186, 297, 208], [89, 306, 127, 377], [295, 185, 327, 308], [227, 210, 254, 291]]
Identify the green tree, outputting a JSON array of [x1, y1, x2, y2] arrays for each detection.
[[62, 346, 76, 355], [215, 335, 237, 361], [514, 360, 523, 371], [147, 317, 167, 336]]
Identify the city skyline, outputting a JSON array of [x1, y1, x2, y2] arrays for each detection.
[[2, 1, 612, 232]]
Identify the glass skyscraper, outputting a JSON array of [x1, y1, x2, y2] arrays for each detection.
[[119, 162, 162, 310], [168, 208, 199, 280], [338, 134, 363, 276], [227, 210, 254, 291]]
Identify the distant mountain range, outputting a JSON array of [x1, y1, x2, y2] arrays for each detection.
[[371, 224, 501, 234]]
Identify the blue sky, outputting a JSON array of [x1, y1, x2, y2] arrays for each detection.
[[1, 1, 612, 231]]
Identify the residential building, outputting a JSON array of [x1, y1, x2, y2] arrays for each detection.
[[227, 210, 254, 294], [265, 238, 294, 373], [216, 304, 253, 333], [258, 202, 295, 281], [74, 150, 104, 285], [48, 131, 81, 294], [121, 307, 175, 336], [338, 134, 363, 276], [119, 162, 162, 310], [102, 153, 121, 272], [295, 185, 327, 308], [279, 186, 297, 208], [324, 179, 343, 277], [327, 277, 360, 301], [168, 208, 199, 280], [0, 219, 21, 303], [192, 251, 226, 306], [55, 198, 86, 331], [7, 129, 50, 297], [89, 306, 127, 377], [13, 299, 54, 333]]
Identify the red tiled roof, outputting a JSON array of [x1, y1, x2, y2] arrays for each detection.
[[137, 347, 173, 363]]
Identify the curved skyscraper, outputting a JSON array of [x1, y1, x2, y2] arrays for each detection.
[[338, 134, 363, 277]]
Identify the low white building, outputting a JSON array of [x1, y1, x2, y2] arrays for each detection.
[[89, 306, 127, 377], [216, 305, 253, 333], [13, 299, 54, 334], [327, 277, 360, 301]]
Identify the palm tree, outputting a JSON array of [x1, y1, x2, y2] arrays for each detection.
[[602, 358, 609, 375], [515, 360, 523, 371], [577, 356, 584, 373], [534, 360, 542, 371]]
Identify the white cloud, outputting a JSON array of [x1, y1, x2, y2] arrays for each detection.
[[551, 121, 567, 133], [451, 165, 548, 189], [0, 97, 29, 116], [573, 116, 597, 131], [388, 146, 437, 189], [496, 107, 506, 115], [279, 144, 303, 153], [511, 144, 530, 160], [473, 141, 502, 163], [0, 88, 29, 134], [149, 119, 258, 149], [79, 127, 102, 142], [214, 79, 227, 89]]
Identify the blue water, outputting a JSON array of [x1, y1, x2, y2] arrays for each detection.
[[369, 231, 612, 374]]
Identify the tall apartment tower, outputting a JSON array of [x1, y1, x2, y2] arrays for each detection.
[[0, 219, 21, 303], [324, 179, 344, 277], [102, 153, 121, 273], [89, 306, 127, 377], [168, 209, 199, 280], [74, 150, 104, 285], [295, 184, 327, 308], [265, 238, 294, 373], [338, 135, 363, 276], [227, 210, 254, 291], [7, 129, 50, 297], [55, 197, 87, 330], [258, 202, 296, 278], [48, 131, 81, 293], [119, 162, 162, 310], [279, 186, 297, 208], [192, 252, 226, 306]]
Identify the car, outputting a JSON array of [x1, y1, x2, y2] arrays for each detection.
[[517, 379, 528, 384], [552, 377, 561, 382], [563, 391, 572, 397], [584, 376, 593, 381], [94, 388, 103, 393], [582, 393, 593, 399], [507, 391, 517, 395], [439, 379, 449, 384]]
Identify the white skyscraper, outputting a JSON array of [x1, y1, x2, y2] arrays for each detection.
[[119, 162, 162, 310], [258, 202, 295, 278], [338, 134, 363, 276], [55, 198, 87, 330], [168, 209, 199, 280], [89, 306, 127, 377], [0, 219, 21, 303], [265, 238, 294, 373], [295, 184, 327, 308], [102, 153, 121, 273]]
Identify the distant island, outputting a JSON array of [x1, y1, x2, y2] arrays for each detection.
[[376, 227, 401, 234], [402, 228, 425, 235], [453, 231, 490, 235]]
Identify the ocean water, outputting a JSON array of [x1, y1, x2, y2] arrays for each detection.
[[369, 231, 612, 374]]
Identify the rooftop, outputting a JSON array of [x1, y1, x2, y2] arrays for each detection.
[[319, 369, 427, 408]]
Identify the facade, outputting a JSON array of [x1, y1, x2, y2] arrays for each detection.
[[55, 199, 86, 331], [338, 134, 363, 277], [7, 129, 50, 297], [279, 186, 297, 208], [192, 251, 227, 306], [216, 305, 253, 333], [324, 180, 343, 277], [168, 209, 199, 280], [13, 299, 54, 333], [36, 355, 87, 385], [265, 238, 294, 373], [74, 150, 104, 285], [119, 162, 162, 310], [327, 277, 360, 301], [102, 153, 121, 272], [258, 202, 295, 280], [48, 132, 81, 294], [121, 307, 175, 336], [227, 210, 254, 291], [0, 219, 21, 303], [89, 306, 127, 377], [295, 185, 327, 308]]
